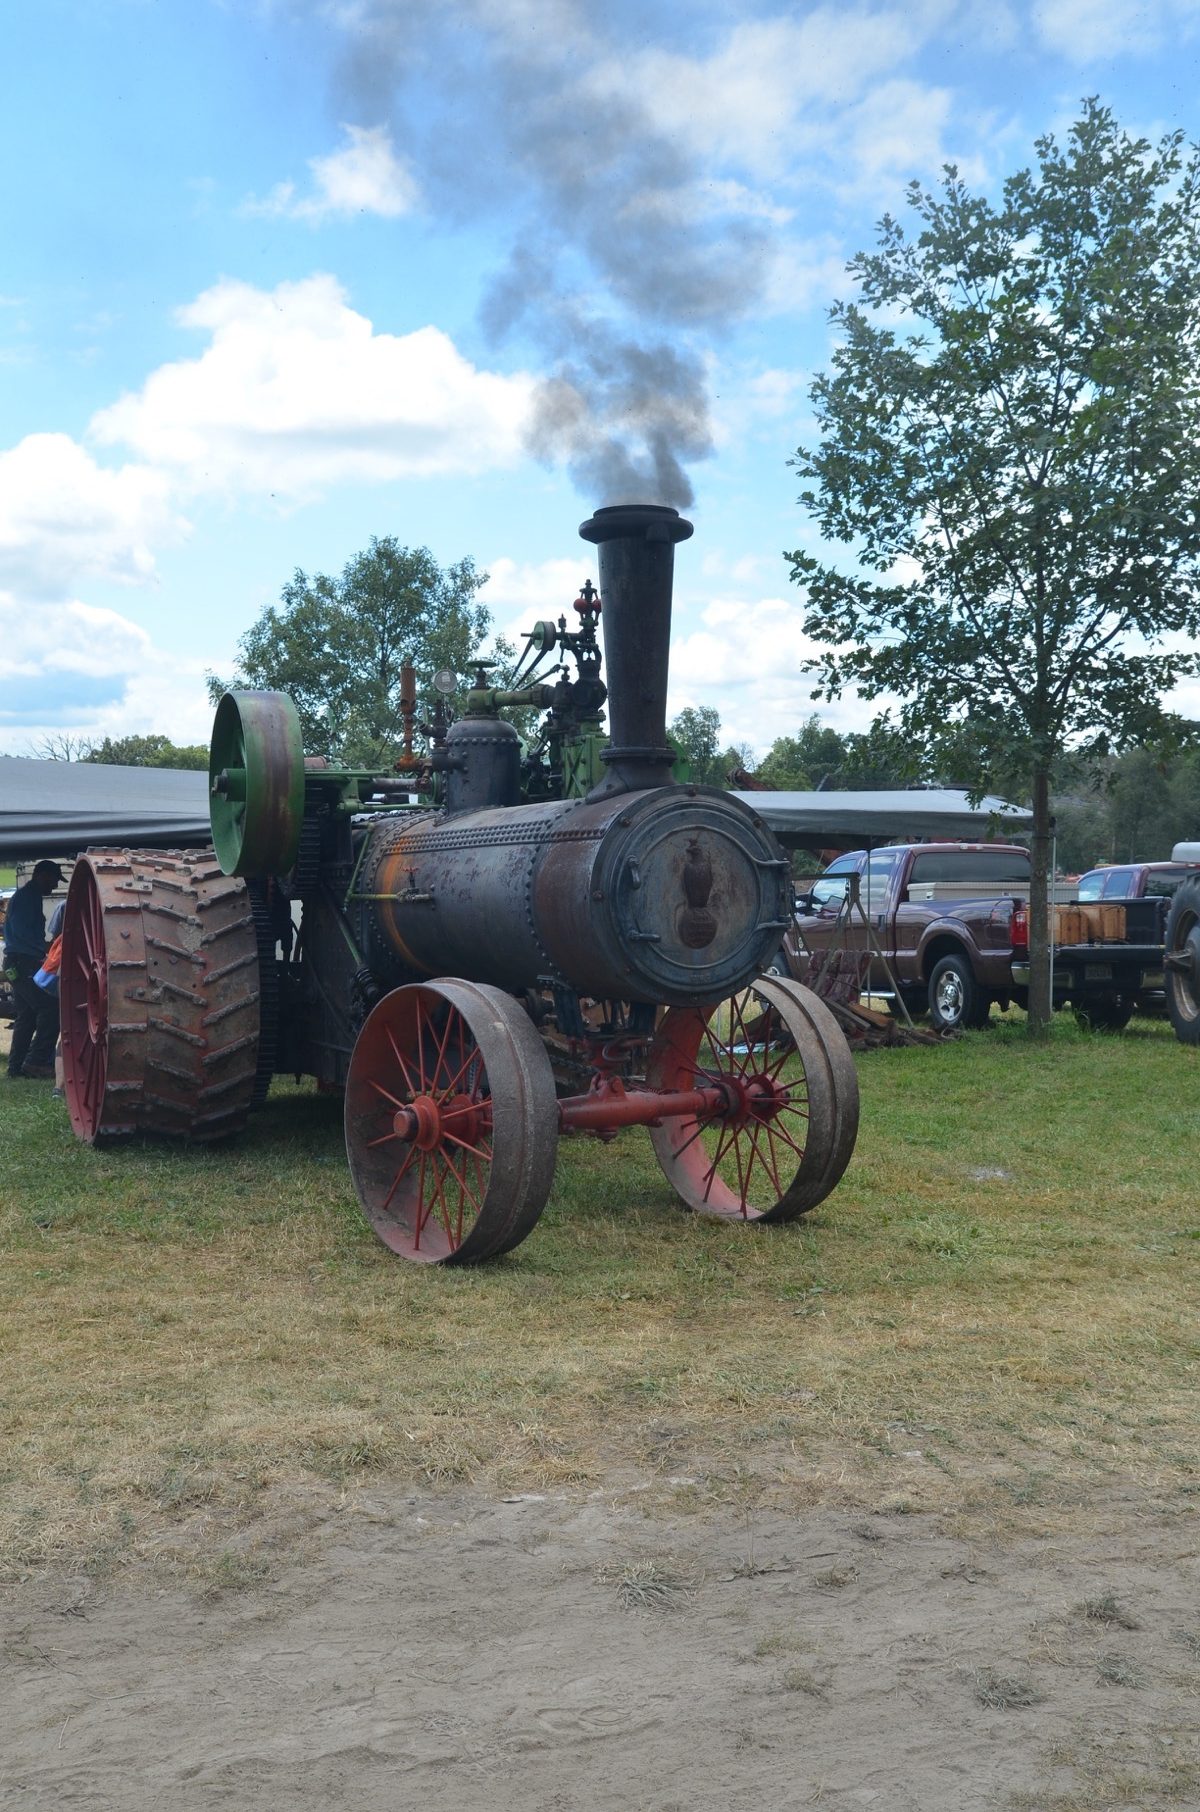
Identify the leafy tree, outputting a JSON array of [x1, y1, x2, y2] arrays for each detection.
[[1047, 781, 1113, 876], [788, 102, 1200, 1033], [755, 717, 919, 790], [668, 705, 723, 784], [85, 734, 208, 770], [755, 738, 812, 790], [1106, 742, 1200, 862], [787, 715, 847, 788], [210, 538, 492, 766], [838, 721, 922, 791]]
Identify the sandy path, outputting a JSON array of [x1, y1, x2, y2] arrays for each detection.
[[3, 1484, 1197, 1810]]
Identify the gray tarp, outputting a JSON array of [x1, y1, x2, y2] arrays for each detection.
[[0, 759, 210, 858], [732, 788, 1033, 851]]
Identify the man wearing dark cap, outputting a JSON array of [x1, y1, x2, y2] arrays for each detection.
[[4, 860, 64, 1079]]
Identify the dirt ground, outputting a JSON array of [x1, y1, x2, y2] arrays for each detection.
[[3, 1478, 1197, 1811]]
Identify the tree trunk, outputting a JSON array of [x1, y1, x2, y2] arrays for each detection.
[[1027, 765, 1053, 1038]]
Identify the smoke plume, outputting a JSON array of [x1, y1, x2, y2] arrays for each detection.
[[321, 0, 775, 508]]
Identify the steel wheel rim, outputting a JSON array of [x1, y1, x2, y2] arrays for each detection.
[[1170, 910, 1200, 1023], [60, 862, 110, 1140], [345, 981, 557, 1264], [646, 978, 858, 1223], [936, 971, 963, 1020]]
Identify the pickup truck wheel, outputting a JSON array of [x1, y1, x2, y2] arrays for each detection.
[[1164, 878, 1200, 1045], [928, 954, 990, 1033], [1073, 995, 1135, 1033]]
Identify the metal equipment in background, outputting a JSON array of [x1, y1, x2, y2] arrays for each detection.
[[60, 504, 860, 1264]]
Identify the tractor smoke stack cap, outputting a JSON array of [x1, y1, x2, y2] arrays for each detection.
[[578, 502, 694, 549], [578, 504, 694, 799]]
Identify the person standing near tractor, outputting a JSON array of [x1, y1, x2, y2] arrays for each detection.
[[3, 860, 63, 1080]]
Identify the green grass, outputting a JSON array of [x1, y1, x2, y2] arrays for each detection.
[[1, 1012, 1198, 1572], [0, 864, 16, 887]]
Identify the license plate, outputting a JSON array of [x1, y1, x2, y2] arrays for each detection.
[[1084, 964, 1112, 981]]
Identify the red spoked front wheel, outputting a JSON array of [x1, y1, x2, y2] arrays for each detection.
[[645, 974, 859, 1222], [344, 979, 558, 1264]]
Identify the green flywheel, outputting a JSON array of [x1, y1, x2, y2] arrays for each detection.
[[209, 691, 305, 877]]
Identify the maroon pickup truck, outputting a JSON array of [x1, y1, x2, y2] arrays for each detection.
[[787, 843, 1031, 1032]]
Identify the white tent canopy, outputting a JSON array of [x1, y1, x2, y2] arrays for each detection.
[[733, 788, 1033, 851]]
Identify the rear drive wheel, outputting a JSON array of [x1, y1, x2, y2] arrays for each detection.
[[927, 954, 990, 1033], [1164, 879, 1200, 1045], [60, 850, 262, 1143]]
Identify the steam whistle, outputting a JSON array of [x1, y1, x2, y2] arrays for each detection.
[[574, 578, 601, 620]]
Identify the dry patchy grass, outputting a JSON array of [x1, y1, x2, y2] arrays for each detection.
[[2, 1013, 1198, 1573]]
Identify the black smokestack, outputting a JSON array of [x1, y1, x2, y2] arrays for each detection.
[[579, 502, 693, 797]]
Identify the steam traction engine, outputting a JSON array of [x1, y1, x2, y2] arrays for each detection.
[[60, 505, 859, 1263]]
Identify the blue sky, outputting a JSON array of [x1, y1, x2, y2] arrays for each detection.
[[3, 0, 1199, 759]]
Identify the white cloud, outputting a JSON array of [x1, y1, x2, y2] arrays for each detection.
[[0, 595, 153, 682], [90, 274, 536, 498], [669, 594, 874, 755], [0, 593, 213, 749], [831, 80, 957, 186], [244, 124, 420, 222], [482, 555, 593, 616], [0, 433, 183, 602], [0, 277, 545, 743], [760, 241, 850, 319], [1032, 0, 1200, 58], [710, 360, 815, 452], [480, 554, 600, 650], [575, 4, 984, 248], [599, 8, 948, 178], [1166, 673, 1200, 720]]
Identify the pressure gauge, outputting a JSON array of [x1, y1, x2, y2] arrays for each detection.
[[432, 668, 457, 696]]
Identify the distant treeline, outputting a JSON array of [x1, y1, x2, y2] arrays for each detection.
[[669, 707, 1200, 873], [84, 734, 209, 770]]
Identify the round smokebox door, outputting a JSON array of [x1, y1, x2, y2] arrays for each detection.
[[605, 795, 785, 999]]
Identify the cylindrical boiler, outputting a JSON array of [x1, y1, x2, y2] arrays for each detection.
[[360, 784, 791, 1007]]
